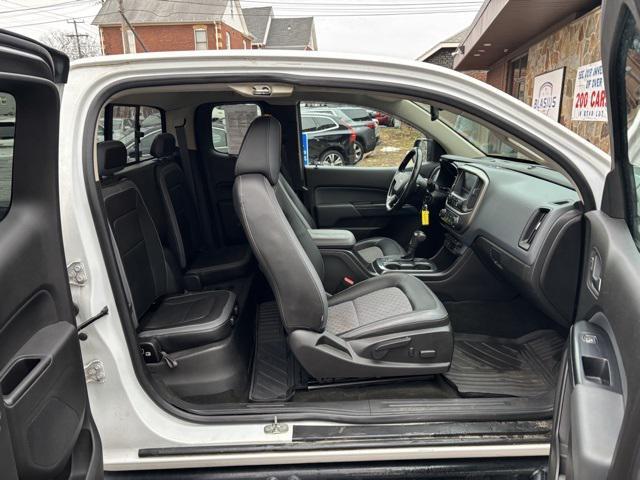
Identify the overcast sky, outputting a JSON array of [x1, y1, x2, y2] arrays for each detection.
[[0, 0, 479, 60]]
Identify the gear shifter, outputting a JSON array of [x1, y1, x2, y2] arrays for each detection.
[[404, 230, 426, 260]]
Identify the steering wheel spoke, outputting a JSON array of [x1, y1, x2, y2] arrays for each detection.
[[385, 143, 425, 212]]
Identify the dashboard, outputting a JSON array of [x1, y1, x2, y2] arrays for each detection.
[[432, 155, 582, 325]]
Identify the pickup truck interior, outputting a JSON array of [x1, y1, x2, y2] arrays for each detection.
[[92, 84, 581, 423]]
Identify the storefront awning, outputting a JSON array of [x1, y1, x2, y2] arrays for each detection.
[[453, 0, 600, 70]]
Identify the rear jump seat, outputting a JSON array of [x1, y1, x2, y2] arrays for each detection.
[[97, 140, 241, 355]]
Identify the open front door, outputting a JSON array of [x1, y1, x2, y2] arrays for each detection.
[[549, 2, 640, 479], [0, 31, 102, 479]]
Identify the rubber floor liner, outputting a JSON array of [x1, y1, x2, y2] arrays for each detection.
[[444, 330, 564, 397], [249, 302, 295, 402]]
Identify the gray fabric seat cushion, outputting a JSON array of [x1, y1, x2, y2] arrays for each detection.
[[354, 236, 406, 263], [326, 273, 448, 340]]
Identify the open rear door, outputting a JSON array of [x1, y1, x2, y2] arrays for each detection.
[[0, 31, 102, 479], [549, 2, 640, 478]]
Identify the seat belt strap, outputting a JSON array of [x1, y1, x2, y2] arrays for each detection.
[[174, 122, 214, 248]]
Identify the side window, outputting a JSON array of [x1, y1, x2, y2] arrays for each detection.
[[621, 14, 640, 245], [301, 116, 316, 132], [313, 116, 338, 132], [109, 105, 164, 163], [211, 104, 261, 155], [299, 102, 424, 167], [0, 92, 15, 220]]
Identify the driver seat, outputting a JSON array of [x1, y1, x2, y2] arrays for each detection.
[[233, 116, 452, 379], [277, 167, 406, 264]]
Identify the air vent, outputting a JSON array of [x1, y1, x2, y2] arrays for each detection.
[[519, 208, 550, 250], [465, 180, 484, 211]]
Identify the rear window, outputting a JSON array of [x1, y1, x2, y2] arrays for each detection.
[[0, 92, 15, 221], [111, 105, 163, 163], [211, 104, 262, 155], [341, 108, 371, 122]]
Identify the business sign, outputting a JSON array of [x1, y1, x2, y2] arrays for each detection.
[[531, 67, 565, 121], [571, 61, 608, 122]]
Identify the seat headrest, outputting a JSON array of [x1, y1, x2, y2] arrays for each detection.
[[150, 133, 177, 158], [97, 140, 127, 177], [235, 116, 281, 185]]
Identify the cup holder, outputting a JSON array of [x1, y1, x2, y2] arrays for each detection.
[[377, 259, 435, 273]]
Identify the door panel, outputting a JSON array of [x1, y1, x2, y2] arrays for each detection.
[[305, 166, 425, 244], [0, 31, 101, 479], [550, 1, 640, 477]]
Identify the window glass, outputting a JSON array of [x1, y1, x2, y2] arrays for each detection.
[[313, 116, 337, 131], [437, 108, 532, 161], [621, 14, 640, 246], [299, 102, 424, 167], [108, 105, 163, 163], [211, 104, 261, 155], [194, 29, 208, 50], [0, 92, 15, 220], [509, 55, 528, 102]]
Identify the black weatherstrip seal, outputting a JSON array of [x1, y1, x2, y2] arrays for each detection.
[[83, 72, 595, 426]]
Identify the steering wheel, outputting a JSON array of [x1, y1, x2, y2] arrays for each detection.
[[386, 144, 423, 211]]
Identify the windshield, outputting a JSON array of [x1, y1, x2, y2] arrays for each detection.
[[418, 103, 534, 162]]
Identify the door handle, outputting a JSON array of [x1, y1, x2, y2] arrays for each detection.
[[588, 249, 602, 296]]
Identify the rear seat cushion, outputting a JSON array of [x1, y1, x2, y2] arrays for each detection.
[[138, 290, 237, 352]]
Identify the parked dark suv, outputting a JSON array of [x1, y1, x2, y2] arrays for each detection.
[[300, 113, 356, 166], [306, 105, 379, 162]]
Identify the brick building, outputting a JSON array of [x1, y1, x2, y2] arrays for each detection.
[[417, 28, 487, 82], [93, 0, 253, 54], [453, 0, 608, 152], [243, 7, 317, 50]]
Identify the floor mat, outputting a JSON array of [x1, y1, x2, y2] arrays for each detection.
[[249, 302, 295, 402], [444, 330, 564, 397]]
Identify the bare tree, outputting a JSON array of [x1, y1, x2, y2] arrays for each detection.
[[40, 29, 102, 60]]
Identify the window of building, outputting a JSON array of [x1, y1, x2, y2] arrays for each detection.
[[508, 54, 528, 101], [0, 92, 15, 221], [211, 104, 262, 155], [226, 32, 231, 50], [126, 29, 137, 53], [108, 104, 164, 163], [194, 29, 208, 50]]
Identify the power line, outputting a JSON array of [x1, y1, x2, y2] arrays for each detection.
[[0, 0, 96, 15]]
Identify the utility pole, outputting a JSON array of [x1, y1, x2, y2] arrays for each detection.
[[66, 19, 88, 58], [118, 0, 129, 53], [118, 0, 148, 53]]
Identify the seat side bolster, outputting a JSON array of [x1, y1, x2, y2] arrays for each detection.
[[339, 309, 449, 340]]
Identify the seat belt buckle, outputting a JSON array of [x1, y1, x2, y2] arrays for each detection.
[[342, 276, 355, 287]]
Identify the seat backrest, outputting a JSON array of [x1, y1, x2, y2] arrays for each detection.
[[277, 174, 317, 229], [233, 116, 327, 333], [98, 141, 171, 320], [154, 133, 202, 269]]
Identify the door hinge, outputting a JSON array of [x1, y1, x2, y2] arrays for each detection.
[[67, 261, 88, 286], [84, 359, 106, 384], [264, 416, 289, 435]]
